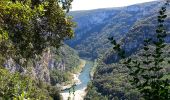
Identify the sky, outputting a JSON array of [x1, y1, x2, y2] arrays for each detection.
[[71, 0, 158, 11]]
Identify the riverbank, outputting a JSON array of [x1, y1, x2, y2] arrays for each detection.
[[60, 61, 94, 100], [61, 87, 87, 100], [60, 59, 86, 90], [90, 59, 98, 80]]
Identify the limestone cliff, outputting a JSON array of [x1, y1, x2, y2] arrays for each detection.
[[4, 45, 80, 83]]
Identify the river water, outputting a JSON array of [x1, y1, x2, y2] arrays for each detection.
[[61, 61, 93, 100]]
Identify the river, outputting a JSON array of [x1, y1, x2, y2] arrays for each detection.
[[61, 61, 93, 100]]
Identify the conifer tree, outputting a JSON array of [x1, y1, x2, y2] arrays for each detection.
[[109, 1, 170, 99]]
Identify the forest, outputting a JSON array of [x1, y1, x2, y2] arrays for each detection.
[[0, 0, 170, 100]]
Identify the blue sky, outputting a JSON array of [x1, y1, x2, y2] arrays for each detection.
[[71, 0, 158, 11]]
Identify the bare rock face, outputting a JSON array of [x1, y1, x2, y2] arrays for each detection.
[[4, 58, 26, 74], [49, 60, 66, 71], [28, 48, 66, 83], [4, 49, 52, 83], [4, 47, 73, 83]]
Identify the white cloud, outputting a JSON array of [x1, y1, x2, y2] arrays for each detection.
[[71, 0, 158, 11]]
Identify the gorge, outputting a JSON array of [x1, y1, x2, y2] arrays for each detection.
[[0, 0, 170, 100]]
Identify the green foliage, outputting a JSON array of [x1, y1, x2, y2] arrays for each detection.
[[0, 67, 62, 99], [46, 85, 62, 100], [0, 0, 74, 64], [0, 67, 51, 100], [0, 0, 74, 99], [68, 1, 164, 60], [110, 1, 170, 99], [50, 69, 72, 85], [55, 45, 80, 72], [90, 59, 98, 79], [49, 45, 81, 85], [85, 82, 109, 100]]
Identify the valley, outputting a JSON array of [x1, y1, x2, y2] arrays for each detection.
[[63, 0, 170, 99], [66, 0, 164, 60], [0, 0, 170, 100]]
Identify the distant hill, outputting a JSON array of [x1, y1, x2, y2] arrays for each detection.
[[104, 8, 170, 64], [82, 1, 170, 100], [66, 0, 165, 60]]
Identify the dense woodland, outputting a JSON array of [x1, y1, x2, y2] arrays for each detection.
[[85, 1, 170, 100], [0, 0, 76, 99], [0, 0, 170, 100]]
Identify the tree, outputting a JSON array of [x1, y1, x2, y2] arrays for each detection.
[[109, 1, 170, 99], [0, 0, 74, 65], [0, 68, 50, 99], [0, 0, 74, 99]]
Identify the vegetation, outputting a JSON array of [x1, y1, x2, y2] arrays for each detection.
[[0, 0, 74, 99], [90, 59, 98, 79], [1, 0, 170, 99], [49, 45, 81, 85], [67, 1, 163, 59], [0, 67, 62, 100], [50, 69, 72, 85], [0, 0, 74, 64], [86, 59, 140, 100], [109, 1, 170, 99], [54, 45, 80, 72], [85, 1, 170, 100]]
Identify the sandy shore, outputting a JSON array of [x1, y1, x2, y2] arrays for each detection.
[[61, 87, 87, 100], [60, 59, 85, 90], [60, 74, 81, 90], [60, 60, 87, 100]]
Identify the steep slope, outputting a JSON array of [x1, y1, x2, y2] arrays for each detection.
[[66, 1, 164, 60], [49, 45, 82, 85], [4, 44, 81, 85], [49, 45, 80, 72], [2, 44, 80, 99], [104, 10, 170, 64], [86, 44, 170, 100], [85, 1, 170, 100]]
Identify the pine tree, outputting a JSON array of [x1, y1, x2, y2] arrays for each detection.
[[109, 1, 170, 99]]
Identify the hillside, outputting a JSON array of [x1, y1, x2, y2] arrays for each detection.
[[4, 44, 81, 84], [104, 11, 170, 64], [1, 0, 170, 99], [0, 0, 78, 99], [49, 44, 82, 85], [86, 44, 170, 100], [84, 1, 170, 100], [66, 1, 164, 60]]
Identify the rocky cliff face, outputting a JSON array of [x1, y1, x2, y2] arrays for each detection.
[[4, 45, 80, 83], [4, 49, 52, 83]]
